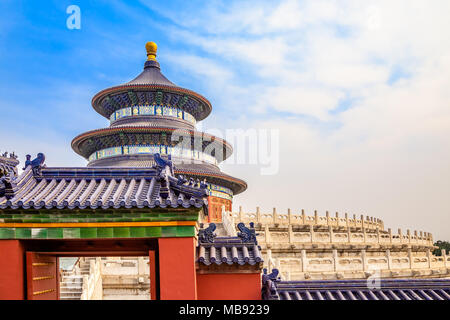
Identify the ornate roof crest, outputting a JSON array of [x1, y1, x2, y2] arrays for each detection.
[[237, 222, 258, 243], [198, 223, 217, 243]]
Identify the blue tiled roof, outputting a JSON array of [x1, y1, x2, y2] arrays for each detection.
[[0, 165, 208, 210], [262, 276, 450, 300]]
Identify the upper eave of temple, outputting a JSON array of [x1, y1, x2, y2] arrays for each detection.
[[91, 53, 212, 121]]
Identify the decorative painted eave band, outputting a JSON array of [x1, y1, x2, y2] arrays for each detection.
[[71, 126, 234, 160], [175, 169, 247, 195], [0, 221, 197, 228], [92, 84, 212, 121]]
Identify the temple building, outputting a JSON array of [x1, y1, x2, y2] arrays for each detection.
[[71, 41, 246, 223], [0, 42, 449, 300]]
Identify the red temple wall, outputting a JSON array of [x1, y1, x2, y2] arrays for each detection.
[[158, 237, 197, 300], [0, 240, 25, 300], [196, 273, 261, 300]]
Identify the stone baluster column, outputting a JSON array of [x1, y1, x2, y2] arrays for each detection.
[[388, 228, 392, 244], [345, 212, 349, 227], [414, 230, 418, 244], [288, 224, 293, 244], [407, 229, 411, 244], [326, 211, 330, 225], [362, 227, 367, 243], [361, 250, 366, 272], [314, 210, 318, 224], [335, 212, 339, 226], [386, 250, 392, 271], [267, 249, 273, 272], [310, 224, 314, 243], [398, 228, 403, 244], [288, 208, 292, 225], [138, 256, 146, 276], [264, 225, 271, 243], [302, 209, 306, 225], [361, 215, 365, 229], [408, 248, 413, 270], [273, 207, 277, 224], [329, 225, 334, 243], [256, 206, 261, 223], [442, 249, 447, 268], [376, 227, 380, 244], [333, 249, 338, 272], [347, 225, 352, 243], [427, 249, 432, 268]]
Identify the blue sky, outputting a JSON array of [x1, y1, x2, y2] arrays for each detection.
[[1, 0, 450, 240]]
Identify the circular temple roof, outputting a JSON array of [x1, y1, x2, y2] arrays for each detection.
[[91, 44, 212, 121]]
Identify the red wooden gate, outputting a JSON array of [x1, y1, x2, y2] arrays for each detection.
[[26, 252, 59, 300]]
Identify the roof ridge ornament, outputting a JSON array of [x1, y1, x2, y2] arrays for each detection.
[[24, 153, 46, 176], [237, 222, 258, 243], [145, 41, 157, 61], [198, 223, 217, 243]]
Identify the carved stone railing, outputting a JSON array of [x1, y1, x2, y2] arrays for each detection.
[[262, 249, 449, 279], [81, 258, 103, 300], [254, 227, 434, 247], [227, 207, 385, 231], [224, 207, 434, 247]]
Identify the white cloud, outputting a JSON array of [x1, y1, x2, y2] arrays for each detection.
[[155, 0, 450, 240]]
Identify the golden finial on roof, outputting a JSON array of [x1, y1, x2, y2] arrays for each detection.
[[145, 41, 157, 61]]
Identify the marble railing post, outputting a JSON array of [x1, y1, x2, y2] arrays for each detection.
[[442, 249, 447, 268], [138, 256, 146, 276], [398, 228, 403, 244], [407, 229, 411, 243], [314, 210, 318, 224], [288, 208, 292, 224], [329, 225, 334, 243], [326, 211, 330, 225], [267, 249, 273, 272], [345, 213, 349, 227], [273, 208, 277, 224], [301, 249, 307, 272], [376, 227, 381, 244], [264, 225, 271, 243], [427, 249, 432, 268], [333, 249, 338, 272], [288, 224, 293, 244], [408, 249, 413, 269], [301, 209, 306, 224], [362, 227, 367, 243], [361, 250, 366, 271], [388, 228, 392, 244], [386, 250, 392, 270], [256, 206, 261, 223], [361, 215, 365, 229]]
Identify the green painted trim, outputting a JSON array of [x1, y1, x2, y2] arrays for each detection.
[[0, 226, 196, 239]]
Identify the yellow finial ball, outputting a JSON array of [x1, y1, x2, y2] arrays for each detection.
[[146, 42, 157, 61]]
